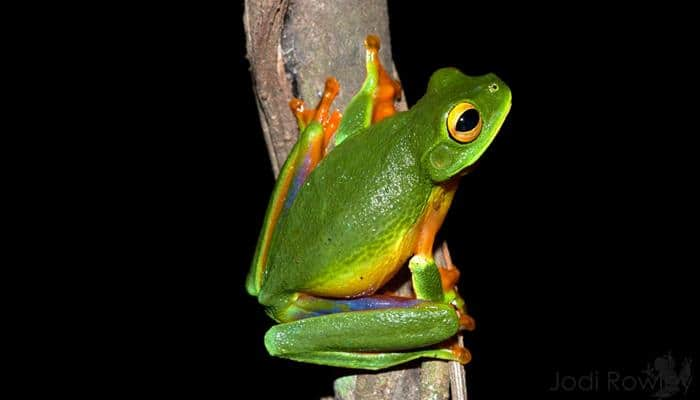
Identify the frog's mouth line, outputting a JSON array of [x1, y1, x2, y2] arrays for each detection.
[[458, 162, 480, 177]]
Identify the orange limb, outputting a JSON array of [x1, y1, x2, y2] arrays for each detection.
[[322, 110, 341, 156], [313, 77, 340, 124], [437, 242, 461, 292], [414, 179, 459, 257], [373, 59, 402, 123]]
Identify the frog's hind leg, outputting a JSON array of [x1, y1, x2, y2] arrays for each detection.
[[248, 36, 401, 297], [246, 78, 340, 295], [330, 35, 402, 149], [264, 294, 469, 370]]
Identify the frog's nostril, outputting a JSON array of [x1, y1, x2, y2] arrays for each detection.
[[488, 82, 499, 93]]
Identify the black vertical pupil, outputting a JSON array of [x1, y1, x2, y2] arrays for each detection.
[[456, 109, 479, 132]]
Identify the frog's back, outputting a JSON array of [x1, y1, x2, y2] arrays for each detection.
[[258, 114, 432, 304]]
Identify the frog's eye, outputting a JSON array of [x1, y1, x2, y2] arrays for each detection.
[[447, 103, 482, 143]]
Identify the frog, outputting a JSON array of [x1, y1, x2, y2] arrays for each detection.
[[246, 35, 511, 370]]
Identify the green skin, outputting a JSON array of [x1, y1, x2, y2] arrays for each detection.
[[247, 57, 511, 370]]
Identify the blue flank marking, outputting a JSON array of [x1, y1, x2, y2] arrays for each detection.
[[284, 155, 311, 210], [306, 297, 423, 317]]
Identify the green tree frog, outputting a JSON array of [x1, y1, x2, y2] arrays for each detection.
[[246, 35, 511, 370]]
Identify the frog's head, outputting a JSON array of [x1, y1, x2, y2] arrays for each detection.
[[415, 68, 511, 183]]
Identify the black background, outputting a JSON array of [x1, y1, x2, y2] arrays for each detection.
[[117, 2, 698, 399]]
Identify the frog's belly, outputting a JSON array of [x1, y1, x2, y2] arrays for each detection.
[[302, 226, 419, 298]]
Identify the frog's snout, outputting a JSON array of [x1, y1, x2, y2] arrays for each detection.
[[482, 73, 512, 109], [482, 73, 507, 92]]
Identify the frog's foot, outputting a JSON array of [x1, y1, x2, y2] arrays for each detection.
[[451, 341, 472, 363], [364, 35, 402, 124], [457, 310, 476, 332], [437, 337, 472, 364], [289, 78, 342, 156], [435, 241, 476, 331], [331, 35, 402, 147]]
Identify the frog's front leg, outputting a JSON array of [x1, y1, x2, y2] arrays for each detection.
[[264, 294, 469, 370], [409, 253, 475, 331], [411, 181, 476, 331]]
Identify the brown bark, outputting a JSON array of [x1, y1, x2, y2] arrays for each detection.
[[244, 0, 405, 176], [244, 1, 466, 399]]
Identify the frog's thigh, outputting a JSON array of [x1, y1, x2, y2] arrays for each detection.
[[265, 301, 464, 370], [282, 348, 466, 370]]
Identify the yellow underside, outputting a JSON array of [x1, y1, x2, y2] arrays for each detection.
[[304, 226, 419, 298], [303, 182, 457, 298]]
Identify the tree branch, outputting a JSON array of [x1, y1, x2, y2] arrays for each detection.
[[244, 1, 466, 398], [244, 0, 405, 176]]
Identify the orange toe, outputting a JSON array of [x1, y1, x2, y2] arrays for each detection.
[[451, 343, 472, 364], [459, 312, 476, 331]]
